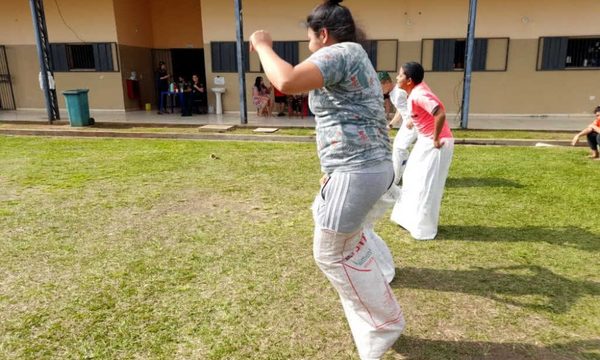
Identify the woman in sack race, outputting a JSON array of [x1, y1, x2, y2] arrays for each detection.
[[249, 1, 404, 359]]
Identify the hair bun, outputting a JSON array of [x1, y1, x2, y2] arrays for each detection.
[[326, 0, 343, 5]]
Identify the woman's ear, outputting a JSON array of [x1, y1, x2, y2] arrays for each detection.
[[320, 28, 329, 44]]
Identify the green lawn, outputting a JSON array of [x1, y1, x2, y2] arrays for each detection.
[[0, 136, 598, 360]]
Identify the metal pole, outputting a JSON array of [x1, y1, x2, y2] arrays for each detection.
[[234, 0, 248, 124], [29, 0, 56, 123], [460, 0, 478, 129]]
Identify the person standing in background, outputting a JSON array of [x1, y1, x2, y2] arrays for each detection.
[[155, 61, 169, 114], [191, 74, 206, 114]]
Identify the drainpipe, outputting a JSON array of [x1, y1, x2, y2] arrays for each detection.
[[460, 0, 478, 129], [29, 0, 60, 123], [234, 0, 248, 124]]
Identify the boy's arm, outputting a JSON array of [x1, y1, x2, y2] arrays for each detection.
[[388, 111, 402, 128]]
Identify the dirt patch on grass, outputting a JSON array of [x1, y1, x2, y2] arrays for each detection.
[[99, 187, 270, 243], [0, 176, 19, 202]]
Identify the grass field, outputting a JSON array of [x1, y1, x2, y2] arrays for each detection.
[[0, 135, 598, 359]]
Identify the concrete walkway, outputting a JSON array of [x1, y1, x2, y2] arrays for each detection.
[[0, 109, 593, 131]]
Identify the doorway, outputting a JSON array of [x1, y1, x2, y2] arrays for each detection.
[[171, 49, 207, 111]]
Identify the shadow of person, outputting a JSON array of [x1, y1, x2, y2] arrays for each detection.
[[391, 265, 599, 313], [393, 336, 599, 360], [445, 177, 525, 189], [436, 225, 599, 252]]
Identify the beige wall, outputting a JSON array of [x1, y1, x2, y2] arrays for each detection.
[[5, 46, 44, 108], [201, 0, 600, 115], [113, 0, 205, 110], [6, 45, 124, 110], [201, 0, 600, 42], [0, 0, 118, 44], [2, 0, 599, 113], [0, 1, 37, 45], [54, 73, 124, 110], [150, 0, 203, 49], [113, 0, 154, 48], [119, 45, 155, 111], [402, 39, 599, 115], [44, 0, 118, 43], [1, 0, 122, 110]]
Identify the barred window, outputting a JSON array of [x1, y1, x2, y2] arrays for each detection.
[[538, 37, 600, 70], [422, 38, 508, 72], [50, 43, 118, 72], [67, 45, 94, 70]]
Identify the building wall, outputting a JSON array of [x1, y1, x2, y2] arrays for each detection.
[[0, 0, 205, 111], [0, 0, 118, 45], [1, 0, 598, 113], [5, 45, 125, 110], [201, 0, 600, 115], [114, 0, 154, 48], [113, 0, 204, 110], [150, 0, 203, 49], [0, 0, 123, 110], [119, 45, 155, 111]]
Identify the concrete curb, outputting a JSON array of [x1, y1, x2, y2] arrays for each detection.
[[0, 129, 316, 143], [0, 128, 581, 147]]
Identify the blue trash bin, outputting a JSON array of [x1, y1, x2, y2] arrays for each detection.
[[63, 89, 91, 127]]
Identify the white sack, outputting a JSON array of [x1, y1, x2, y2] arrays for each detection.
[[391, 136, 454, 240], [364, 185, 400, 283], [313, 225, 405, 360]]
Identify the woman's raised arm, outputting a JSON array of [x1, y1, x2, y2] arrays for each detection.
[[250, 30, 323, 94]]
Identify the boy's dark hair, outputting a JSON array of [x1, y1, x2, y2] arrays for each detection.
[[378, 71, 392, 83], [306, 0, 359, 43], [401, 62, 425, 85], [594, 105, 600, 113]]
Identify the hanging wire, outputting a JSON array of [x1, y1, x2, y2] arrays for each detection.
[[453, 78, 464, 125], [53, 0, 86, 43]]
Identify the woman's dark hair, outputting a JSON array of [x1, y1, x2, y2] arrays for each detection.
[[401, 62, 425, 85], [594, 105, 600, 113], [254, 76, 264, 89], [306, 0, 359, 43]]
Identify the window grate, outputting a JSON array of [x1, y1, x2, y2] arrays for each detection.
[[67, 45, 95, 70], [49, 43, 117, 72], [566, 38, 600, 68]]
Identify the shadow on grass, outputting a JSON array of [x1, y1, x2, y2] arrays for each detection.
[[393, 337, 599, 360], [391, 265, 599, 313], [437, 225, 599, 252], [446, 177, 524, 188]]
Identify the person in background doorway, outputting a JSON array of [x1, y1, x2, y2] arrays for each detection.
[[179, 76, 192, 117], [390, 62, 454, 240], [571, 105, 600, 159], [250, 1, 405, 358], [155, 61, 169, 114], [191, 74, 206, 114]]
